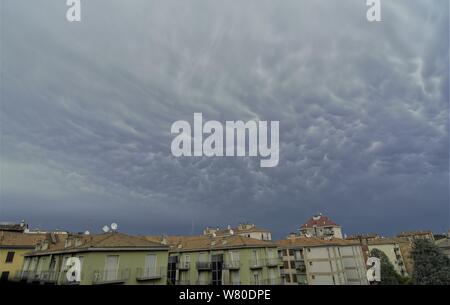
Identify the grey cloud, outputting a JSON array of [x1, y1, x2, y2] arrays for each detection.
[[0, 0, 448, 237]]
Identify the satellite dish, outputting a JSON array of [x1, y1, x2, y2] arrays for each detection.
[[111, 223, 118, 231], [102, 225, 110, 233], [84, 230, 90, 235]]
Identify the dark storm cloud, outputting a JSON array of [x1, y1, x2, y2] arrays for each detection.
[[0, 0, 448, 237]]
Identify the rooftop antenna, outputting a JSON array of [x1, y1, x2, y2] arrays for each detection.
[[102, 225, 110, 233], [111, 223, 118, 231]]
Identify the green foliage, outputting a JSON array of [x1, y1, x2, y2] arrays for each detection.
[[369, 248, 403, 285], [411, 239, 450, 285]]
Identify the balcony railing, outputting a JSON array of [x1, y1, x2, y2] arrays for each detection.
[[249, 259, 264, 269], [225, 280, 241, 285], [295, 261, 306, 272], [265, 258, 281, 267], [39, 270, 59, 283], [92, 268, 130, 285], [136, 267, 164, 281], [196, 261, 212, 270], [251, 278, 282, 285], [223, 260, 240, 270], [196, 279, 213, 285], [177, 261, 190, 270], [176, 280, 191, 285]]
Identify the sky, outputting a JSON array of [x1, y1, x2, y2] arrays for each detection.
[[0, 0, 449, 239]]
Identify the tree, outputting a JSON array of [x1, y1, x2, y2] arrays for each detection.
[[411, 239, 450, 285], [369, 248, 402, 285]]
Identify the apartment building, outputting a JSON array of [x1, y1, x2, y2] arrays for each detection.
[[146, 234, 281, 285], [18, 232, 169, 285], [299, 214, 343, 239], [0, 231, 47, 282], [203, 223, 272, 241], [277, 236, 368, 285], [367, 238, 412, 277], [397, 231, 434, 242]]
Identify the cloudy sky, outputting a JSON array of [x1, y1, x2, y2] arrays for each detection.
[[1, 0, 448, 238]]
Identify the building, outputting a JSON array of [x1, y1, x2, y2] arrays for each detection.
[[298, 214, 343, 239], [203, 223, 272, 241], [436, 236, 450, 259], [0, 221, 28, 233], [18, 232, 169, 285], [0, 230, 47, 282], [147, 234, 281, 285], [367, 238, 411, 277], [397, 231, 434, 242], [277, 236, 368, 285]]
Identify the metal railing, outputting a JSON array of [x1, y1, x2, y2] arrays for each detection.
[[295, 260, 306, 272], [177, 261, 190, 270], [196, 279, 213, 285], [92, 268, 130, 284], [136, 267, 164, 280], [265, 258, 281, 267], [249, 259, 264, 269], [196, 261, 212, 270], [223, 260, 240, 270], [39, 270, 59, 283], [251, 278, 283, 285]]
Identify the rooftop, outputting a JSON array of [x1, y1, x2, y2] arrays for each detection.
[[0, 231, 47, 248], [300, 214, 339, 229], [145, 234, 276, 252]]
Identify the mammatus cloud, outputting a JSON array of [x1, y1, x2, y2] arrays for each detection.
[[0, 0, 448, 237]]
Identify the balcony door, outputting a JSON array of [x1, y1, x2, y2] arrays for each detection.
[[252, 250, 259, 266], [105, 255, 119, 281], [145, 254, 157, 277], [211, 254, 223, 285]]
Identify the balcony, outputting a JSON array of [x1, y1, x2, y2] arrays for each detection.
[[223, 260, 240, 270], [38, 270, 59, 284], [295, 261, 306, 272], [196, 279, 213, 285], [323, 229, 335, 236], [265, 258, 281, 267], [136, 267, 164, 281], [176, 280, 191, 285], [196, 261, 212, 270], [92, 268, 130, 285], [249, 259, 264, 269], [250, 278, 282, 285], [177, 261, 190, 270], [226, 280, 241, 285]]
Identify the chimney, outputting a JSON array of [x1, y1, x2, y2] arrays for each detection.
[[161, 235, 167, 245]]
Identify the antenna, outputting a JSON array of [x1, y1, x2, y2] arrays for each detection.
[[111, 223, 118, 231], [84, 230, 90, 235], [102, 225, 110, 233]]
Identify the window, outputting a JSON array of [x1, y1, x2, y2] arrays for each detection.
[[5, 252, 15, 263], [288, 249, 294, 256], [0, 272, 9, 282], [290, 261, 295, 269], [282, 249, 288, 256], [283, 261, 289, 269], [309, 261, 313, 266], [292, 274, 297, 283], [144, 254, 157, 277], [285, 274, 291, 283], [105, 255, 119, 281]]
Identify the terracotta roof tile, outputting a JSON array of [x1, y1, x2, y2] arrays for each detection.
[[300, 215, 339, 229], [145, 234, 276, 252], [0, 231, 47, 248]]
